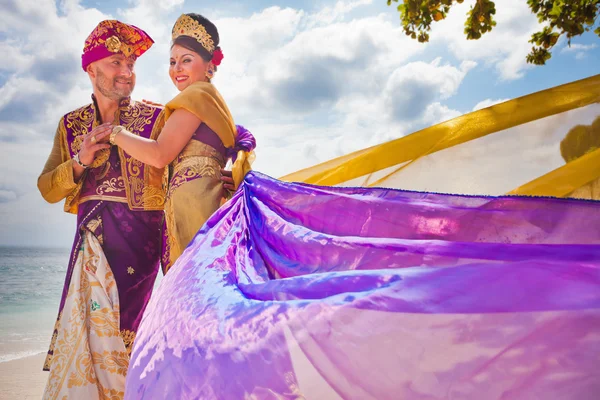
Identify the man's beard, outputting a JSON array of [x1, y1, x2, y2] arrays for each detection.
[[95, 68, 134, 100]]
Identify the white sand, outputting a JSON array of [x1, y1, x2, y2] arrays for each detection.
[[0, 353, 47, 399]]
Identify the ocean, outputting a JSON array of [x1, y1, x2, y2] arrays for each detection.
[[0, 247, 69, 364], [0, 246, 163, 364]]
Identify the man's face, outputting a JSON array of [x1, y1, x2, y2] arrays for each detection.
[[88, 54, 137, 100]]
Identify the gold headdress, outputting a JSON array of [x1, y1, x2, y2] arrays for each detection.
[[172, 14, 215, 54]]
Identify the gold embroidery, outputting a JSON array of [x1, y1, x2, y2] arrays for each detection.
[[70, 136, 83, 156], [78, 195, 129, 205], [178, 139, 225, 162], [64, 183, 84, 214], [43, 314, 62, 371], [118, 102, 166, 210], [141, 110, 167, 210], [45, 273, 89, 397], [164, 198, 176, 273], [91, 149, 111, 169], [64, 103, 109, 168], [101, 386, 125, 400], [96, 177, 126, 195], [121, 102, 156, 136], [90, 307, 120, 337], [83, 20, 148, 58], [142, 185, 167, 209], [44, 232, 126, 398], [62, 101, 165, 212], [55, 159, 77, 191], [168, 141, 225, 197], [86, 216, 102, 233], [51, 117, 84, 215], [62, 104, 109, 213], [44, 201, 101, 372], [119, 329, 136, 358], [105, 36, 121, 52], [127, 266, 134, 275], [67, 351, 95, 388], [104, 271, 118, 292], [65, 105, 94, 151], [91, 350, 129, 376], [169, 156, 222, 196], [84, 257, 98, 275]]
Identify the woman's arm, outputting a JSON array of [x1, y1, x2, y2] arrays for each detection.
[[101, 109, 201, 169]]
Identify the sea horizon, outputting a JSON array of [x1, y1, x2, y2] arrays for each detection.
[[0, 246, 69, 364], [0, 245, 164, 364]]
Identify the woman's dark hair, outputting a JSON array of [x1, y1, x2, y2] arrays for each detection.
[[171, 13, 220, 63]]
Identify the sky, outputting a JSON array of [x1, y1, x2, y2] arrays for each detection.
[[0, 0, 598, 247]]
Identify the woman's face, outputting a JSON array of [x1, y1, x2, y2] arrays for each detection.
[[169, 44, 209, 91]]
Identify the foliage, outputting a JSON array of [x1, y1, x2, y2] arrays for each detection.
[[386, 0, 600, 65]]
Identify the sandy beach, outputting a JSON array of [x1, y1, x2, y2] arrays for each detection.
[[0, 353, 47, 400]]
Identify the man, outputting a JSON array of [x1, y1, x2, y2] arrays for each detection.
[[38, 20, 167, 398]]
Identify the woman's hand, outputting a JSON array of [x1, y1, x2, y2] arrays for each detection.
[[78, 123, 112, 165], [220, 168, 235, 194], [142, 99, 164, 107]]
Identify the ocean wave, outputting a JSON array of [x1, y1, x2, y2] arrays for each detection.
[[0, 350, 45, 363]]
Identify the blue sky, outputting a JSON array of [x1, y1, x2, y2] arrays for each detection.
[[0, 0, 598, 247]]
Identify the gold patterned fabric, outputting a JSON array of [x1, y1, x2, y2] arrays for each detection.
[[163, 141, 225, 272], [38, 99, 166, 214], [116, 105, 166, 211], [163, 81, 255, 191], [37, 118, 81, 210], [164, 82, 236, 147], [43, 231, 128, 400], [82, 20, 154, 71], [158, 82, 239, 270]]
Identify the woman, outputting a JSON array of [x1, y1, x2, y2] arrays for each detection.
[[119, 17, 600, 398], [96, 13, 256, 272]]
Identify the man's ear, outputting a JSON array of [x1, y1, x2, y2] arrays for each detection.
[[87, 64, 96, 78]]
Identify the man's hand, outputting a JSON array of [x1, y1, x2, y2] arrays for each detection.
[[78, 123, 112, 165], [220, 168, 235, 195]]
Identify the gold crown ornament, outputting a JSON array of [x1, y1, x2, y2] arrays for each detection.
[[105, 36, 122, 53], [172, 14, 215, 54]]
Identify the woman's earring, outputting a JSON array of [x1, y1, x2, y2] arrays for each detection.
[[205, 63, 215, 81]]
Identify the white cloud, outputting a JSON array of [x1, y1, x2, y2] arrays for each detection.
[[472, 98, 510, 112], [308, 0, 374, 27], [2, 0, 579, 246], [0, 190, 17, 203], [561, 43, 598, 61], [381, 58, 473, 124], [429, 0, 540, 80], [561, 43, 598, 53]]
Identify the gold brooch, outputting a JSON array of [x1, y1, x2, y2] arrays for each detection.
[[105, 36, 122, 53], [172, 14, 215, 53]]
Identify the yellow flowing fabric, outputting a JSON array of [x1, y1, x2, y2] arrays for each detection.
[[164, 81, 253, 190], [281, 75, 600, 198]]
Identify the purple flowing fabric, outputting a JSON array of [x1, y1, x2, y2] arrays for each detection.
[[228, 124, 257, 162], [126, 172, 600, 400]]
